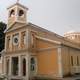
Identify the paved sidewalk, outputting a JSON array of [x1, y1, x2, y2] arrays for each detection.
[[32, 75, 80, 80], [62, 76, 80, 80]]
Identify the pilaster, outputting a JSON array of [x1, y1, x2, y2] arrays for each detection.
[[10, 35, 13, 51], [3, 56, 6, 74], [26, 54, 29, 80], [9, 57, 12, 76], [58, 47, 63, 78], [19, 55, 22, 76]]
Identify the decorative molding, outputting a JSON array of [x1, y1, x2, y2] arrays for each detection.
[[7, 3, 28, 10], [5, 49, 28, 54], [37, 46, 60, 52], [35, 36, 61, 44]]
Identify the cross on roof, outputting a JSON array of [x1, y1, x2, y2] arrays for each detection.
[[17, 0, 19, 3]]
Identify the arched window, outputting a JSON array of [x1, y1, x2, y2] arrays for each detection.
[[77, 56, 79, 66], [19, 10, 24, 17], [10, 10, 15, 17], [12, 57, 18, 75], [22, 58, 26, 76], [71, 56, 73, 66], [30, 57, 35, 71]]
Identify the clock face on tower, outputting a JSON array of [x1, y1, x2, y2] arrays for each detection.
[[13, 34, 19, 45]]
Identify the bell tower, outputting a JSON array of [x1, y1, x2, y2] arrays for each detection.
[[7, 0, 28, 28]]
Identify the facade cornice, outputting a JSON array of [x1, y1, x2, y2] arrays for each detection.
[[37, 46, 60, 52], [5, 49, 28, 55], [6, 22, 27, 33]]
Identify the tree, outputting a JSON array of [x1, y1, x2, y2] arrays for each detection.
[[0, 22, 7, 52]]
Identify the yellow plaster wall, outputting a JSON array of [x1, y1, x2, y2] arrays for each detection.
[[36, 38, 58, 49], [36, 39, 59, 77], [37, 50, 58, 77]]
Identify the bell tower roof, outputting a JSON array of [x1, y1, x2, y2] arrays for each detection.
[[7, 2, 28, 10]]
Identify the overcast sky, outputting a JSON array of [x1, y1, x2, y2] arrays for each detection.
[[0, 0, 80, 35]]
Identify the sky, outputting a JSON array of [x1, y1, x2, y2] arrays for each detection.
[[0, 0, 80, 36]]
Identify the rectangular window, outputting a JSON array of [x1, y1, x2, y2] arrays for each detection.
[[71, 56, 73, 66]]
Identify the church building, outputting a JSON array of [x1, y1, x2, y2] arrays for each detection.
[[1, 1, 80, 80]]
